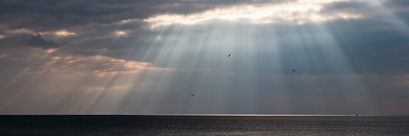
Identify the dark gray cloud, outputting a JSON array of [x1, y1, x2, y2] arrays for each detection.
[[24, 33, 61, 49]]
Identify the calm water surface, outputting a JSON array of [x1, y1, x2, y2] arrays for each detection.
[[0, 115, 408, 135]]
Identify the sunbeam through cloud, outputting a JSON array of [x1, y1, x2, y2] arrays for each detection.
[[0, 0, 409, 115]]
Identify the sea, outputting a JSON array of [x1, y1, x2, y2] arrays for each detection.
[[0, 115, 409, 135]]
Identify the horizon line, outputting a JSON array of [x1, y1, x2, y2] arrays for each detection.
[[0, 114, 395, 116]]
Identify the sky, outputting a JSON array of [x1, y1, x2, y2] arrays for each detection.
[[0, 0, 409, 115]]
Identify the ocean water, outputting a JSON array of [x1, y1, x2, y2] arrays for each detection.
[[1, 115, 409, 135]]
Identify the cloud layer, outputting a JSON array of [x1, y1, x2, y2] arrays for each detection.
[[0, 0, 409, 115]]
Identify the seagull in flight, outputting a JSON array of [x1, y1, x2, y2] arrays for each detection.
[[228, 54, 231, 57], [292, 69, 295, 72]]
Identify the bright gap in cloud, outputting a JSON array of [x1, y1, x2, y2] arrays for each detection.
[[55, 30, 76, 36], [8, 28, 35, 34], [144, 0, 363, 28], [46, 48, 57, 53], [0, 54, 8, 58], [7, 28, 76, 36], [54, 55, 168, 77], [40, 30, 76, 36], [115, 31, 126, 36]]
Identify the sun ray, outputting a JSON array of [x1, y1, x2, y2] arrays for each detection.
[[1, 0, 408, 115]]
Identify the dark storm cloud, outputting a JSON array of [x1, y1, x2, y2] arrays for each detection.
[[1, 0, 407, 76], [0, 0, 370, 58], [0, 0, 294, 57]]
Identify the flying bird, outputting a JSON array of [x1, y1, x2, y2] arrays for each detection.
[[191, 94, 194, 96], [228, 54, 231, 57], [292, 69, 295, 72]]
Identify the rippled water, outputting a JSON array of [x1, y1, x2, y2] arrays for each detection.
[[1, 115, 409, 135]]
